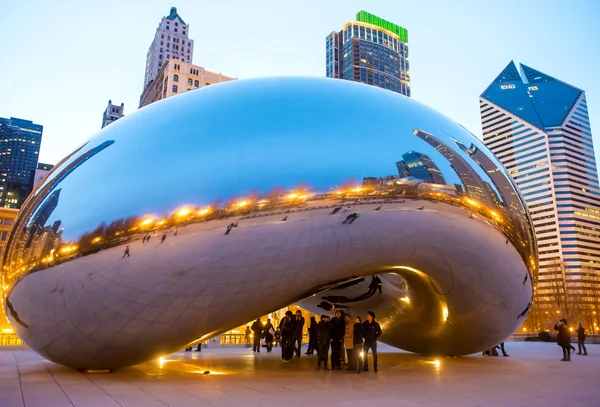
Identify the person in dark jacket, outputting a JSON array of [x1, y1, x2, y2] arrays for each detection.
[[280, 311, 294, 362], [352, 316, 365, 373], [251, 318, 263, 353], [554, 318, 572, 361], [292, 310, 305, 358], [329, 310, 345, 370], [316, 315, 331, 370], [576, 321, 588, 356], [363, 311, 382, 372], [263, 318, 275, 353], [306, 316, 318, 355]]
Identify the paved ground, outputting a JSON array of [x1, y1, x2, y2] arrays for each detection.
[[0, 342, 598, 407]]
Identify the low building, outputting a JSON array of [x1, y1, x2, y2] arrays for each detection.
[[139, 60, 235, 108], [101, 100, 124, 128]]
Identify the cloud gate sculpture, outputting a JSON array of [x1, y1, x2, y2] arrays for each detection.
[[1, 77, 537, 369]]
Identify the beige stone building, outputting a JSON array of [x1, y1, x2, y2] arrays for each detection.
[[139, 60, 235, 108]]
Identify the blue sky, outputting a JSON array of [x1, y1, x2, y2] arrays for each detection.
[[1, 0, 599, 165]]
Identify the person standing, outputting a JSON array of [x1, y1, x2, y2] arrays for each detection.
[[274, 328, 281, 348], [363, 311, 382, 372], [292, 310, 305, 358], [245, 326, 252, 346], [264, 318, 275, 353], [352, 316, 364, 373], [343, 313, 354, 371], [280, 311, 294, 362], [576, 321, 588, 356], [316, 315, 331, 370], [306, 316, 318, 355], [251, 318, 262, 353], [329, 310, 345, 370], [554, 318, 572, 361]]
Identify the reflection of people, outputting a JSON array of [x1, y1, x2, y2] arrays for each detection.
[[342, 213, 359, 224], [293, 310, 305, 358], [317, 315, 331, 370], [122, 245, 130, 258], [369, 275, 383, 295], [251, 318, 262, 353], [554, 319, 571, 361], [363, 311, 382, 372], [577, 322, 588, 356]]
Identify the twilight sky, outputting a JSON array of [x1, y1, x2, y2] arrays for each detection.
[[1, 0, 599, 165]]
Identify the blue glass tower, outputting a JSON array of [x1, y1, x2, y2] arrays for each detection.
[[0, 117, 43, 208], [481, 61, 600, 307]]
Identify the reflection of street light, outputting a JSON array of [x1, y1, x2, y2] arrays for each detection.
[[176, 207, 192, 218], [198, 207, 212, 216], [236, 200, 249, 208], [400, 297, 410, 303], [140, 217, 154, 227], [442, 307, 449, 322]]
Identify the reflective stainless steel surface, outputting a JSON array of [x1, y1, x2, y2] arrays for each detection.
[[1, 77, 537, 369]]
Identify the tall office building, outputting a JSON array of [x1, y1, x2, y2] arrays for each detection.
[[480, 61, 600, 305], [143, 7, 195, 89], [139, 60, 235, 108], [33, 163, 54, 189], [101, 100, 124, 128], [326, 10, 410, 96], [0, 117, 42, 208]]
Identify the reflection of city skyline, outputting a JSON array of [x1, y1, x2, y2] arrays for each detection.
[[4, 127, 534, 285]]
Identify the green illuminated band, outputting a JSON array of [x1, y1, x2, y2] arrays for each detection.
[[356, 10, 408, 43]]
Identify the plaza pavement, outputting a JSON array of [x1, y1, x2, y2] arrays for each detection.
[[0, 342, 598, 407]]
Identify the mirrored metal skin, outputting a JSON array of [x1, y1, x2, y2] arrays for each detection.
[[1, 77, 537, 369]]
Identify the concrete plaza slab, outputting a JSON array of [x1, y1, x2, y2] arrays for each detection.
[[0, 342, 597, 407]]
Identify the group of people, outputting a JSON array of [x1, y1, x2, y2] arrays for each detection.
[[248, 309, 382, 372], [555, 319, 588, 361], [312, 310, 382, 372]]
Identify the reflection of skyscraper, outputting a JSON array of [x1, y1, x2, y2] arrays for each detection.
[[413, 129, 492, 204], [480, 61, 600, 306], [24, 189, 61, 250], [400, 151, 446, 184], [396, 160, 410, 177], [451, 138, 523, 214]]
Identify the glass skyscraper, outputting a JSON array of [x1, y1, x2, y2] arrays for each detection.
[[0, 117, 43, 208], [326, 10, 410, 96], [480, 61, 600, 307]]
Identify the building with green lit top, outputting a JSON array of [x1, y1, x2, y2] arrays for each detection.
[[326, 10, 410, 96]]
